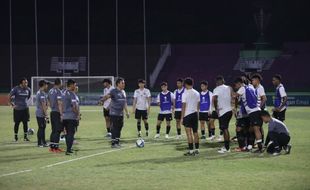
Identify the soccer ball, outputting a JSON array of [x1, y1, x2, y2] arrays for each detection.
[[27, 128, 35, 135], [136, 139, 145, 148]]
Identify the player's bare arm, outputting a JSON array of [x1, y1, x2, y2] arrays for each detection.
[[132, 97, 137, 113], [212, 95, 219, 114], [260, 95, 267, 109], [124, 102, 130, 118]]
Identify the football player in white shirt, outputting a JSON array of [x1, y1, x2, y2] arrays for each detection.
[[234, 77, 264, 153], [181, 78, 200, 156], [251, 73, 267, 143], [132, 79, 151, 137], [213, 76, 233, 153], [251, 74, 267, 110], [155, 82, 175, 139], [100, 79, 114, 138], [272, 74, 288, 122], [173, 78, 185, 139]]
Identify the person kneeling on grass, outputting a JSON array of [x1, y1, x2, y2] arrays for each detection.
[[261, 110, 291, 156]]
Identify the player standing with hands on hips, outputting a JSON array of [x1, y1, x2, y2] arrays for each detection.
[[8, 77, 31, 142], [102, 78, 129, 148]]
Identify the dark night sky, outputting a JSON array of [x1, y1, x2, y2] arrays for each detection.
[[0, 0, 309, 45]]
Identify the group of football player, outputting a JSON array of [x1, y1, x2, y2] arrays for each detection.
[[100, 74, 291, 156], [9, 78, 80, 155], [9, 73, 291, 156]]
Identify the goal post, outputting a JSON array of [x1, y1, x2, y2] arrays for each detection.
[[31, 76, 115, 105]]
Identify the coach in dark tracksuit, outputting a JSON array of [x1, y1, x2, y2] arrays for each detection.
[[62, 79, 80, 155], [48, 78, 64, 152], [8, 78, 31, 142], [35, 80, 50, 147], [102, 77, 129, 148]]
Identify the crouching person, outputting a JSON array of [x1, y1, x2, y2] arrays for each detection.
[[261, 110, 291, 156]]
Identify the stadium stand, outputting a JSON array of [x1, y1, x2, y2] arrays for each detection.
[[154, 42, 310, 91]]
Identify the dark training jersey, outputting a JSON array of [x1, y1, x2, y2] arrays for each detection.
[[9, 86, 31, 110], [48, 87, 63, 112], [268, 118, 290, 136], [62, 89, 79, 120], [109, 88, 127, 116], [35, 90, 48, 118]]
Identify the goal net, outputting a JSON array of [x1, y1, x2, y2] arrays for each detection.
[[31, 76, 114, 105]]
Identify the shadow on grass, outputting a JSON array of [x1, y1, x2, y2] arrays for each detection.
[[0, 144, 37, 152], [94, 145, 272, 168], [0, 151, 61, 163]]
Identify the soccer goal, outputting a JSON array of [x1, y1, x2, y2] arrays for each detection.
[[31, 76, 114, 105]]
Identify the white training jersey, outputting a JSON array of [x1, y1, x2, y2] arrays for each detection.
[[237, 85, 260, 114], [133, 88, 151, 110], [103, 86, 114, 109], [255, 84, 266, 109], [213, 84, 232, 117], [182, 88, 200, 117]]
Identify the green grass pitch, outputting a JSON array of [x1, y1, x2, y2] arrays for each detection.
[[0, 106, 310, 190]]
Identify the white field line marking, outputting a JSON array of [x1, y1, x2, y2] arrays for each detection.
[[41, 145, 136, 169], [0, 141, 164, 178], [0, 169, 32, 178], [41, 141, 167, 169]]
